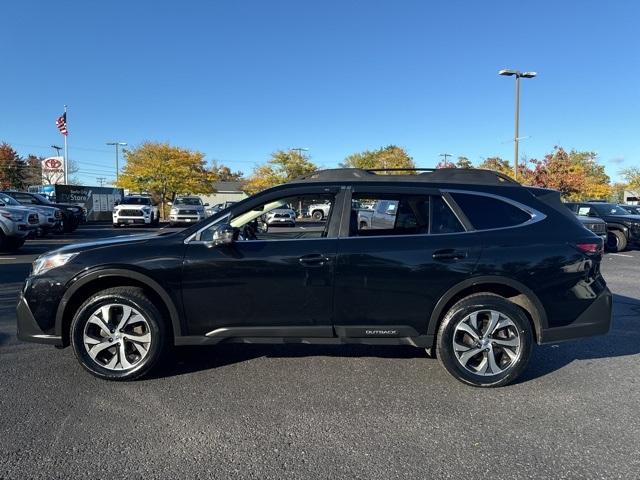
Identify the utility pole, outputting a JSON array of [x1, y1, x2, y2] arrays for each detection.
[[439, 153, 453, 166], [96, 177, 106, 187], [498, 69, 537, 179], [51, 145, 63, 157], [106, 142, 127, 182]]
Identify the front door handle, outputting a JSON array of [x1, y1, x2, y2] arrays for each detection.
[[299, 253, 330, 266], [432, 249, 467, 261]]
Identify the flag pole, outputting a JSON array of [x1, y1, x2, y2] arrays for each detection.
[[63, 105, 68, 184]]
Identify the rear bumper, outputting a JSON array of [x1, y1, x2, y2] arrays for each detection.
[[539, 287, 612, 344], [16, 295, 63, 346]]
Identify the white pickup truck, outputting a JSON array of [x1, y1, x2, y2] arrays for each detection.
[[356, 200, 398, 230]]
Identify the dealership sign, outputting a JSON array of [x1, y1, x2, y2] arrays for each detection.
[[42, 156, 65, 184]]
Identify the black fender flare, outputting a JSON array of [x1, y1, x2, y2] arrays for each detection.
[[426, 275, 548, 340], [55, 268, 182, 339], [606, 223, 629, 238]]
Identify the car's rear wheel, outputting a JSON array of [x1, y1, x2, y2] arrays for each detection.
[[312, 210, 324, 221], [71, 287, 167, 380], [436, 294, 533, 387], [606, 230, 627, 252]]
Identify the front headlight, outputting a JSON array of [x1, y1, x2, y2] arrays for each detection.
[[1, 211, 24, 222], [142, 207, 151, 214], [170, 208, 178, 215], [32, 253, 78, 276]]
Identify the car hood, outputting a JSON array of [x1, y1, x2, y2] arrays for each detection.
[[604, 214, 640, 223], [577, 215, 605, 224], [1, 205, 37, 216], [53, 233, 165, 255]]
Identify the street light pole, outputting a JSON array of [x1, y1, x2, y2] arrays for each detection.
[[51, 145, 63, 157], [499, 69, 536, 180], [106, 142, 127, 182]]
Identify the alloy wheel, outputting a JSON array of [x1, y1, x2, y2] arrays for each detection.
[[452, 309, 521, 376], [82, 303, 152, 371]]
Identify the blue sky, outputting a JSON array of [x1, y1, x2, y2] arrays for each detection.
[[2, 0, 639, 185]]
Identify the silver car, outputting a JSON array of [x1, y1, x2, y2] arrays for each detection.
[[264, 208, 296, 227], [169, 196, 207, 226], [0, 206, 39, 251], [0, 193, 61, 235]]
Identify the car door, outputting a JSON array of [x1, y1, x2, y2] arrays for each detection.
[[180, 187, 345, 337], [332, 187, 482, 338]]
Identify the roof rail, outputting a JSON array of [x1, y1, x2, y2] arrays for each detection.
[[293, 167, 519, 185]]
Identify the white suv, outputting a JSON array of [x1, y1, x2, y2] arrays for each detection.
[[112, 196, 160, 227]]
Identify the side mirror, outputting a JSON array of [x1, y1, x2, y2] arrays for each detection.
[[167, 202, 173, 206], [114, 201, 119, 206], [204, 203, 209, 206], [209, 223, 236, 247]]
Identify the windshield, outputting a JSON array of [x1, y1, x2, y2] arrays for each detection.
[[593, 204, 631, 216], [0, 193, 21, 206], [121, 197, 151, 205], [34, 193, 53, 205], [174, 197, 202, 206]]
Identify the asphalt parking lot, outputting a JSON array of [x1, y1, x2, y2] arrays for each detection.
[[1, 225, 639, 479]]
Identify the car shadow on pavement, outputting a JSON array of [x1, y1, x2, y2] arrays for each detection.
[[151, 343, 425, 379], [517, 293, 640, 383], [150, 294, 640, 382]]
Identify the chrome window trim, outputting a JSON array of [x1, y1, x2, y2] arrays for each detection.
[[443, 189, 546, 231]]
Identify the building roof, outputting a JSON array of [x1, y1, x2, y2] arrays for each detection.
[[212, 181, 244, 192]]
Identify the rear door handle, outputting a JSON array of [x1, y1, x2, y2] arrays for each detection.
[[432, 249, 467, 261], [299, 253, 330, 266]]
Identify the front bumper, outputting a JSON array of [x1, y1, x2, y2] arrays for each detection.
[[169, 214, 204, 224], [539, 287, 613, 344], [16, 295, 63, 346], [113, 214, 152, 225]]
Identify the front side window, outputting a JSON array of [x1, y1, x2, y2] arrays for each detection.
[[11, 193, 35, 204], [199, 193, 335, 242], [450, 192, 531, 230]]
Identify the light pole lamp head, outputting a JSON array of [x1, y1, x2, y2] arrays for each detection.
[[499, 69, 517, 76], [521, 72, 537, 78]]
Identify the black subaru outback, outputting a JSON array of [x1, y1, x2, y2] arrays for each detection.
[[16, 168, 612, 387]]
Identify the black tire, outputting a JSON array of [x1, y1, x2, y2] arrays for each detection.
[[436, 293, 533, 388], [312, 210, 324, 221], [70, 287, 168, 381], [606, 230, 627, 252], [359, 221, 368, 230], [113, 223, 120, 228], [63, 218, 75, 233], [5, 237, 26, 252]]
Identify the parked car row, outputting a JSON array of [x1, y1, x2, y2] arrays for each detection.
[[0, 191, 86, 252], [565, 202, 640, 252]]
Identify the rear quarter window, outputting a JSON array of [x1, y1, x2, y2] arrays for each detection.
[[451, 193, 531, 230]]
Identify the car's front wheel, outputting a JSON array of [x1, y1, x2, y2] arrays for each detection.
[[312, 210, 324, 221], [70, 287, 167, 380], [436, 294, 533, 387], [607, 230, 627, 252]]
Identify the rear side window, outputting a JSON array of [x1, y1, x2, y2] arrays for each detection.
[[451, 193, 531, 230], [431, 196, 464, 234]]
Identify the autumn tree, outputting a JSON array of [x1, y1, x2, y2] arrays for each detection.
[[477, 157, 514, 177], [117, 142, 214, 217], [341, 145, 415, 172], [244, 149, 318, 194], [0, 142, 27, 189]]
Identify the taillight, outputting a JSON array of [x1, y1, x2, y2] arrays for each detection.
[[575, 240, 603, 254]]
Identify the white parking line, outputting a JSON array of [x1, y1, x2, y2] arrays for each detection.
[[609, 253, 634, 257], [0, 257, 17, 260]]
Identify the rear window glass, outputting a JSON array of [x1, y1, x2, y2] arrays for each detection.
[[451, 193, 531, 230]]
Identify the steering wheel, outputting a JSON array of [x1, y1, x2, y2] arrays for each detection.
[[241, 221, 258, 240]]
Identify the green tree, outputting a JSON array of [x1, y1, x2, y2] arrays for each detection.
[[477, 156, 513, 176], [455, 156, 473, 169], [0, 142, 27, 189], [341, 145, 415, 172], [245, 149, 318, 194], [211, 162, 244, 182], [621, 167, 640, 191], [117, 142, 214, 217]]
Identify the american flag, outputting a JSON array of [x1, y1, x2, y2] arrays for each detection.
[[56, 112, 68, 136]]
